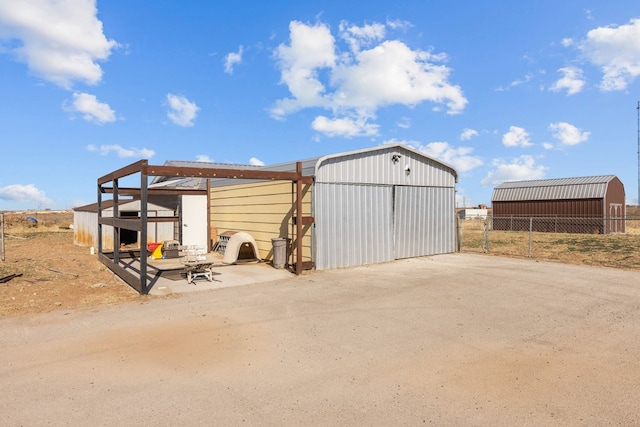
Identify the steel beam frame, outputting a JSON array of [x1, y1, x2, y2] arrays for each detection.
[[97, 160, 314, 294]]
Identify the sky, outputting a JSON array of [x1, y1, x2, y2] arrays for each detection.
[[1, 0, 639, 211]]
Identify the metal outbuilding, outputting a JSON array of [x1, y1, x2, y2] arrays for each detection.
[[73, 199, 175, 250], [95, 143, 458, 294], [208, 143, 459, 269], [491, 175, 626, 234]]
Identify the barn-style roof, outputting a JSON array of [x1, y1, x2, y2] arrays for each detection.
[[492, 175, 618, 202]]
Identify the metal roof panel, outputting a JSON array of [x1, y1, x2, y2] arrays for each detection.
[[492, 175, 616, 201]]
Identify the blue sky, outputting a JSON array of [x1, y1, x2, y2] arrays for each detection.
[[1, 0, 639, 210]]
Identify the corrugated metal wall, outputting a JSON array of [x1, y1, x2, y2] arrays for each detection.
[[314, 183, 394, 269], [315, 147, 456, 187], [73, 202, 175, 250], [492, 199, 603, 217], [394, 186, 455, 259], [314, 145, 457, 270]]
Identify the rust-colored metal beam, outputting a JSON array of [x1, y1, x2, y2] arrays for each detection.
[[293, 216, 315, 226], [146, 165, 302, 181], [98, 253, 145, 294], [295, 162, 303, 275], [97, 158, 315, 293], [98, 217, 144, 232], [100, 187, 207, 196], [98, 160, 147, 185], [105, 216, 179, 223]]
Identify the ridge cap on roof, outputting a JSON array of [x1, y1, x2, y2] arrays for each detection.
[[496, 175, 616, 188]]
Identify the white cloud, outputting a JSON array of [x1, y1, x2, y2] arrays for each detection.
[[330, 39, 466, 113], [396, 117, 411, 129], [224, 45, 243, 74], [339, 21, 386, 53], [386, 19, 413, 31], [549, 122, 590, 145], [271, 21, 336, 117], [549, 67, 585, 95], [64, 92, 115, 124], [166, 93, 199, 127], [579, 18, 640, 91], [249, 157, 265, 166], [312, 115, 379, 138], [561, 38, 574, 47], [87, 144, 155, 158], [460, 128, 478, 141], [0, 0, 118, 89], [497, 73, 533, 91], [510, 73, 533, 87], [389, 139, 483, 173], [0, 183, 52, 206], [481, 155, 547, 186], [195, 154, 212, 162], [502, 126, 532, 147], [543, 142, 554, 150], [270, 20, 467, 137]]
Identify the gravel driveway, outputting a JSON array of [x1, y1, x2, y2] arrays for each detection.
[[2, 253, 640, 426]]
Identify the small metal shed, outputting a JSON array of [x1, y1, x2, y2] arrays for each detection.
[[491, 175, 626, 234], [73, 199, 175, 250], [208, 143, 459, 270]]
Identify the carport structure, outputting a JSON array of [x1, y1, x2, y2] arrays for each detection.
[[97, 160, 313, 294]]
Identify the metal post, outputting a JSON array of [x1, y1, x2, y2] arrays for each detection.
[[483, 218, 489, 253], [455, 215, 461, 252], [1, 213, 5, 262], [113, 178, 120, 265], [97, 181, 102, 255], [528, 217, 533, 258], [140, 165, 148, 294], [295, 162, 303, 275]]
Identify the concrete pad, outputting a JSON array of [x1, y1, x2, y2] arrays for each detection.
[[147, 260, 294, 295]]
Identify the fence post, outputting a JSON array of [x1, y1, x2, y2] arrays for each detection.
[[528, 217, 533, 258], [483, 218, 490, 253], [1, 213, 4, 262], [456, 215, 461, 252]]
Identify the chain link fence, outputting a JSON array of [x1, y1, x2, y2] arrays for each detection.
[[459, 215, 640, 270]]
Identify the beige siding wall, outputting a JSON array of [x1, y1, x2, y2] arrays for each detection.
[[209, 180, 312, 263]]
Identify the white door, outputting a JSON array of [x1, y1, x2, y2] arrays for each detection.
[[181, 195, 208, 250]]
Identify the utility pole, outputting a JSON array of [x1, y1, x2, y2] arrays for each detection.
[[637, 101, 639, 206]]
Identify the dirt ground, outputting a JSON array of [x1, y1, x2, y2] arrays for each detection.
[[0, 211, 143, 317]]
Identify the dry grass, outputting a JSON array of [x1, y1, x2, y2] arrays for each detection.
[[460, 209, 640, 270], [1, 210, 74, 234], [1, 211, 143, 317]]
